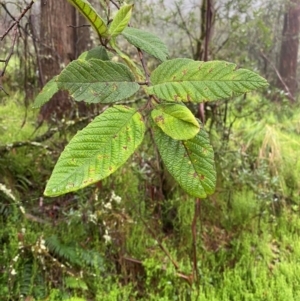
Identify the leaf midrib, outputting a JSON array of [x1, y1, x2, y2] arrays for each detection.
[[57, 110, 137, 183], [151, 78, 265, 85]]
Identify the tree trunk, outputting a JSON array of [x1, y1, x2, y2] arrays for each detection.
[[75, 13, 92, 58], [196, 0, 214, 124], [277, 0, 300, 101], [39, 0, 76, 121], [73, 12, 95, 116]]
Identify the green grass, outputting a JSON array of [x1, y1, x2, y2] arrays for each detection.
[[1, 94, 300, 300], [0, 94, 47, 144]]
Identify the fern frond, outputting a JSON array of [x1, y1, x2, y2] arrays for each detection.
[[20, 260, 33, 296], [46, 235, 105, 270], [46, 235, 80, 266], [32, 271, 48, 300], [77, 248, 105, 270]]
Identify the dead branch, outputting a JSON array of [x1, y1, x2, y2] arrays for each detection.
[[260, 50, 295, 102]]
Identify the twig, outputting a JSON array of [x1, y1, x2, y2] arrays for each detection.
[[191, 198, 201, 284], [0, 26, 18, 94], [109, 0, 120, 9], [260, 50, 295, 102], [137, 48, 150, 85], [0, 2, 17, 21], [67, 24, 91, 28], [122, 256, 193, 284], [28, 14, 44, 87], [0, 1, 36, 93], [1, 25, 18, 77], [139, 214, 180, 270], [0, 1, 35, 41], [0, 112, 102, 155], [174, 2, 196, 58]]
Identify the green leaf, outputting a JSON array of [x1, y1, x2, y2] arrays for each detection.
[[32, 77, 58, 108], [147, 59, 269, 102], [57, 59, 140, 103], [153, 123, 216, 198], [122, 27, 169, 62], [151, 103, 199, 140], [44, 105, 145, 197], [108, 4, 133, 38], [67, 0, 108, 38], [65, 277, 88, 290], [78, 46, 109, 61]]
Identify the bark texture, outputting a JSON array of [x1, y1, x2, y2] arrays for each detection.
[[39, 1, 75, 121], [39, 1, 92, 121], [277, 0, 300, 101]]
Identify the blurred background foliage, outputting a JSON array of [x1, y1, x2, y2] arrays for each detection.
[[1, 0, 300, 300]]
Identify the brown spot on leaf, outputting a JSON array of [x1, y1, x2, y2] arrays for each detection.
[[209, 68, 213, 73], [123, 146, 128, 150], [199, 175, 205, 180], [154, 115, 164, 124], [172, 75, 177, 80], [174, 94, 179, 101], [193, 172, 198, 178], [182, 69, 187, 75], [113, 134, 118, 139], [187, 94, 191, 102]]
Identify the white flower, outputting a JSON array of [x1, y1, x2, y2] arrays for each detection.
[[11, 269, 17, 275], [110, 191, 122, 204], [19, 206, 25, 214], [88, 213, 97, 224], [104, 202, 112, 210], [103, 234, 111, 243], [0, 183, 16, 201], [13, 255, 19, 262], [103, 229, 111, 243]]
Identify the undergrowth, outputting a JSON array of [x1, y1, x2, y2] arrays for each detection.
[[1, 93, 300, 300]]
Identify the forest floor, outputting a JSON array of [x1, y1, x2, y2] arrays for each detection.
[[1, 95, 300, 300]]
